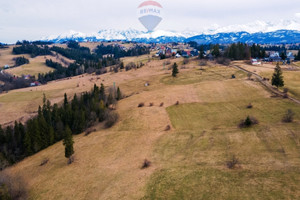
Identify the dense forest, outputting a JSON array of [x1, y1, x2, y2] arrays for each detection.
[[12, 44, 52, 58], [16, 40, 53, 45], [94, 44, 150, 58], [0, 84, 122, 169]]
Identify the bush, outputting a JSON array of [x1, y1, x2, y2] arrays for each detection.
[[149, 102, 154, 107], [247, 72, 252, 80], [246, 103, 253, 109], [239, 116, 258, 128], [125, 62, 137, 71], [282, 109, 295, 123], [283, 88, 289, 93], [0, 172, 28, 200], [175, 101, 179, 105], [141, 159, 151, 169], [160, 102, 164, 107], [84, 128, 96, 136], [183, 58, 189, 65], [226, 155, 239, 169], [138, 102, 145, 108], [165, 125, 171, 131], [40, 158, 49, 166], [199, 60, 207, 66], [104, 111, 119, 128], [68, 155, 75, 165], [216, 57, 231, 66], [163, 60, 171, 65]]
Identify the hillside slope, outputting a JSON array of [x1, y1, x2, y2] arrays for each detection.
[[2, 59, 300, 199]]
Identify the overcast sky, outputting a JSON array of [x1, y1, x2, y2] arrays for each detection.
[[0, 0, 300, 43]]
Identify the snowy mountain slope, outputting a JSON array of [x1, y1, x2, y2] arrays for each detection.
[[41, 19, 300, 44]]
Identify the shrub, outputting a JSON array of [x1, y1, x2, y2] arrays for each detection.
[[40, 158, 49, 166], [141, 159, 151, 169], [138, 102, 145, 107], [0, 172, 28, 200], [216, 57, 231, 66], [175, 101, 179, 105], [85, 128, 96, 136], [68, 155, 75, 165], [231, 74, 236, 79], [283, 88, 289, 93], [247, 73, 252, 80], [282, 109, 295, 123], [199, 60, 207, 66], [125, 62, 137, 71], [104, 111, 119, 128], [149, 102, 154, 107], [226, 155, 239, 169], [163, 60, 171, 65], [246, 103, 253, 109], [183, 58, 189, 65], [165, 125, 171, 131], [160, 102, 164, 107], [239, 116, 258, 128]]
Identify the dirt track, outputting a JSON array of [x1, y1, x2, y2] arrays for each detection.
[[232, 64, 300, 105]]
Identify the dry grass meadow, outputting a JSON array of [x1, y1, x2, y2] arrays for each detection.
[[1, 55, 300, 199]]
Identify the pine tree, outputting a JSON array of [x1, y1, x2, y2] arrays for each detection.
[[172, 63, 179, 77], [0, 125, 5, 145], [280, 52, 287, 61], [23, 130, 32, 156], [120, 62, 124, 69], [116, 87, 122, 100], [63, 125, 74, 160], [100, 83, 105, 101], [63, 93, 68, 109], [271, 63, 284, 88], [296, 50, 300, 60], [212, 44, 220, 58]]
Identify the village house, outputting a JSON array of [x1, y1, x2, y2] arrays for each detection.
[[251, 59, 261, 65], [30, 81, 41, 87]]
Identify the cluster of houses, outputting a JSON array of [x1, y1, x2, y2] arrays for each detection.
[[252, 51, 296, 65], [0, 67, 41, 87], [264, 52, 295, 63], [154, 44, 199, 58]]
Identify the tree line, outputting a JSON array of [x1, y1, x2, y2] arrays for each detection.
[[0, 84, 122, 169], [14, 56, 29, 67], [12, 44, 52, 58], [189, 42, 300, 60], [0, 72, 34, 93], [94, 44, 150, 59]]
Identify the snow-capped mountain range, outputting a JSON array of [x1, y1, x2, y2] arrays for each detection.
[[42, 20, 300, 44]]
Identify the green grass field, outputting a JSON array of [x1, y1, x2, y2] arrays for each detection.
[[160, 66, 246, 85], [142, 69, 300, 199], [6, 62, 54, 77], [2, 60, 300, 200]]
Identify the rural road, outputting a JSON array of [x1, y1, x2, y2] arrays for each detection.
[[232, 64, 300, 105]]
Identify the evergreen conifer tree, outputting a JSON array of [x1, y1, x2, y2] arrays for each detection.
[[271, 63, 284, 88], [116, 87, 122, 100], [172, 63, 179, 77], [63, 125, 74, 161]]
